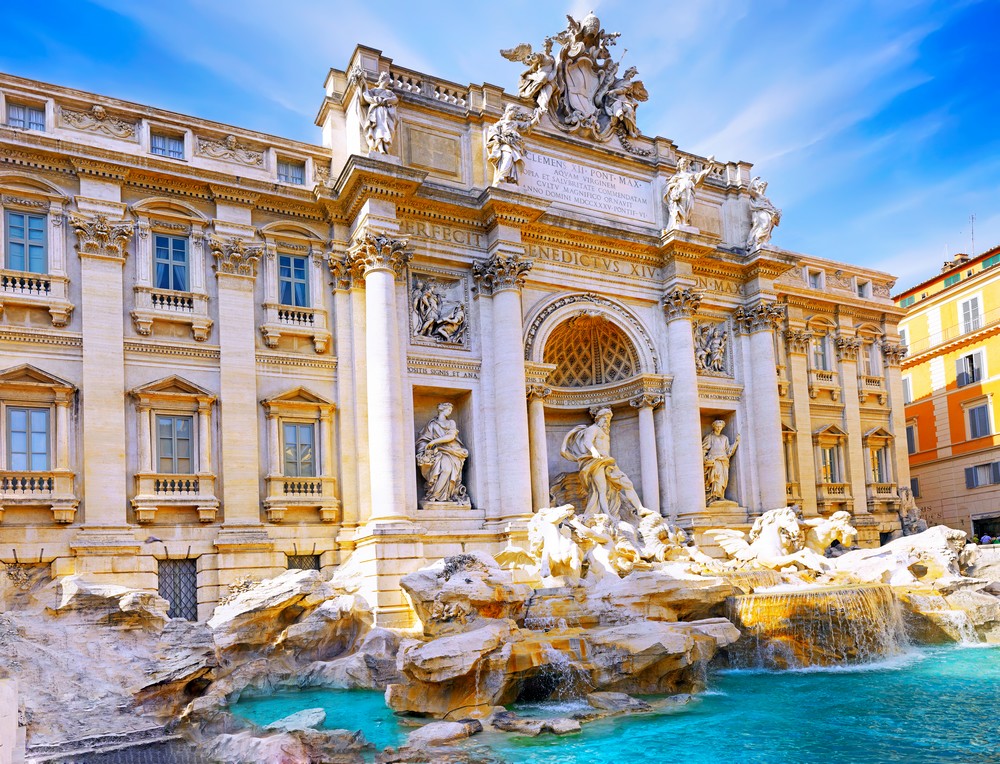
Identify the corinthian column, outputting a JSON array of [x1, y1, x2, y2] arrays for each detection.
[[734, 301, 787, 511], [473, 253, 533, 522], [629, 393, 663, 514], [348, 232, 412, 522], [663, 287, 706, 522]]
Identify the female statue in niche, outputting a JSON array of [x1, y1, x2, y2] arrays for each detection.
[[416, 403, 470, 505], [703, 419, 740, 504]]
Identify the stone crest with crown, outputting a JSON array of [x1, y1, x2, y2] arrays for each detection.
[[501, 12, 648, 144]]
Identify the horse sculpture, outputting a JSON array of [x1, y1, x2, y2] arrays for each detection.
[[802, 510, 858, 555], [707, 507, 833, 573]]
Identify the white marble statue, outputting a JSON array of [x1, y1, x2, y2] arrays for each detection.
[[694, 323, 727, 374], [351, 68, 398, 155], [526, 504, 585, 583], [501, 38, 558, 124], [801, 510, 858, 554], [665, 156, 717, 230], [703, 420, 739, 504], [599, 65, 648, 138], [560, 407, 648, 521], [746, 176, 781, 251], [487, 105, 534, 185], [415, 403, 470, 505], [707, 507, 834, 573]]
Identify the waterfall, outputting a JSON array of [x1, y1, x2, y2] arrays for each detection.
[[725, 584, 908, 669]]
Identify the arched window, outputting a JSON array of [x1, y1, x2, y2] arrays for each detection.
[[543, 314, 638, 388]]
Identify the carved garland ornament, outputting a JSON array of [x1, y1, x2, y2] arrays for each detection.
[[211, 237, 262, 278], [72, 214, 133, 260], [196, 135, 264, 167], [61, 105, 137, 139], [471, 253, 532, 296]]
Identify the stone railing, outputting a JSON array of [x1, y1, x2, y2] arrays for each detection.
[[261, 302, 330, 353], [857, 374, 887, 405], [0, 469, 77, 523], [785, 481, 801, 502], [808, 368, 841, 401], [0, 269, 73, 326], [867, 482, 898, 503], [816, 482, 851, 505], [132, 286, 211, 341], [264, 474, 340, 524], [389, 67, 468, 108], [132, 472, 218, 523]]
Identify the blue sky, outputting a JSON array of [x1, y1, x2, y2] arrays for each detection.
[[3, 0, 997, 291]]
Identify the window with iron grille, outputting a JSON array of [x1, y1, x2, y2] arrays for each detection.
[[287, 554, 321, 571], [158, 559, 198, 620]]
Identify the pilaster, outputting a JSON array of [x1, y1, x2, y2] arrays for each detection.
[[784, 328, 819, 516], [629, 393, 664, 515], [835, 334, 870, 516]]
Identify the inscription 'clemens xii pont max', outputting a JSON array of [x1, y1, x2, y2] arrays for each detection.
[[519, 153, 655, 224]]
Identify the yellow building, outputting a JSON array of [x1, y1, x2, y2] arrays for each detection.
[[896, 244, 1000, 538]]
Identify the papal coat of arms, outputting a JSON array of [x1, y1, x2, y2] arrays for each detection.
[[501, 12, 648, 148]]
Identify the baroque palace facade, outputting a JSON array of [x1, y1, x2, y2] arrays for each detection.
[[0, 16, 907, 625], [896, 244, 1000, 539]]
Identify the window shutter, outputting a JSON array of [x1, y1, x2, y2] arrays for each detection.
[[966, 466, 977, 489], [991, 462, 1000, 485]]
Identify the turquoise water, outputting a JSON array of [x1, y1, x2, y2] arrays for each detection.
[[231, 646, 1000, 763]]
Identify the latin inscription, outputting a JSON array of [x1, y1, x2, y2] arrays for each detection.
[[528, 243, 661, 280], [695, 275, 743, 296], [519, 153, 655, 223], [399, 220, 484, 248]]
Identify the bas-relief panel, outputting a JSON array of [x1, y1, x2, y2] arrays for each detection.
[[408, 268, 470, 350]]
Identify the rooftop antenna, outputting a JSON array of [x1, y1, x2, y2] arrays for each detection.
[[971, 214, 976, 257]]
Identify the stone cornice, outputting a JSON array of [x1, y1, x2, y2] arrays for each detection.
[[544, 373, 671, 410], [477, 186, 548, 229], [329, 155, 426, 222], [662, 287, 703, 322], [471, 253, 532, 296], [72, 214, 133, 261], [209, 184, 260, 206], [70, 157, 131, 181]]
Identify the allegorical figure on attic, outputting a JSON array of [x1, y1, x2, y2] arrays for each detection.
[[746, 176, 781, 250], [665, 156, 718, 230], [352, 68, 398, 154], [487, 104, 534, 185]]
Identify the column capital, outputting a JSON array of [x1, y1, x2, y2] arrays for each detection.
[[629, 393, 664, 410], [733, 301, 785, 334], [211, 236, 262, 278], [347, 231, 411, 281], [472, 253, 532, 296], [526, 384, 552, 400], [72, 214, 133, 261], [784, 329, 813, 354], [880, 341, 908, 366], [835, 334, 862, 362], [662, 287, 702, 322]]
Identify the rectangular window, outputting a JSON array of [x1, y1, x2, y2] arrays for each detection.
[[902, 377, 913, 404], [856, 280, 871, 298], [278, 254, 309, 307], [812, 336, 830, 371], [7, 102, 45, 131], [820, 446, 840, 483], [899, 328, 908, 348], [283, 422, 315, 477], [956, 351, 984, 387], [910, 477, 920, 497], [151, 132, 184, 159], [158, 559, 198, 621], [944, 273, 961, 287], [960, 297, 982, 334], [277, 160, 305, 185], [157, 414, 194, 474], [287, 554, 321, 571], [906, 424, 917, 455], [8, 407, 49, 471], [983, 253, 1000, 270], [154, 235, 189, 291], [870, 447, 888, 483], [965, 462, 1000, 489], [4, 210, 47, 273], [807, 270, 823, 290], [899, 296, 915, 308], [863, 343, 881, 376], [968, 402, 991, 440]]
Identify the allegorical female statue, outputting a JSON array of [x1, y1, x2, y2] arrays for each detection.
[[415, 403, 470, 505], [487, 104, 533, 185], [746, 176, 781, 250], [664, 156, 717, 229], [352, 69, 398, 154], [703, 419, 740, 504]]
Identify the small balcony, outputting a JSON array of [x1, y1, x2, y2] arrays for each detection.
[[132, 471, 219, 523], [816, 482, 852, 511], [264, 474, 340, 523], [857, 375, 887, 405], [785, 481, 801, 503], [866, 482, 899, 508], [131, 286, 212, 341], [260, 303, 330, 353], [808, 369, 841, 402], [0, 469, 77, 523], [0, 269, 74, 327]]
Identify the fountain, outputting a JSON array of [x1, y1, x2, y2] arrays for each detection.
[[725, 583, 908, 669]]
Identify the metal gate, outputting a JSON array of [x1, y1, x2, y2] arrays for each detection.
[[158, 558, 198, 620], [286, 554, 321, 571]]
